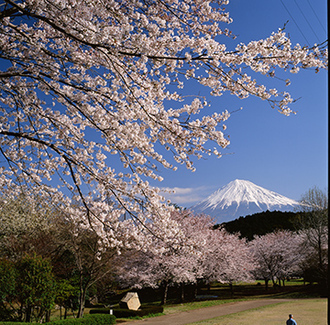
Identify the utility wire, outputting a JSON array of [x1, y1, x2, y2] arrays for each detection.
[[280, 0, 311, 47], [306, 0, 327, 35], [293, 0, 321, 43]]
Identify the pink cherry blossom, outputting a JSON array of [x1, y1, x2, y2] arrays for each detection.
[[250, 230, 304, 287]]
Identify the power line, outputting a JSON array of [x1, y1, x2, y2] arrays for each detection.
[[293, 0, 321, 43], [306, 0, 327, 34], [280, 0, 311, 46]]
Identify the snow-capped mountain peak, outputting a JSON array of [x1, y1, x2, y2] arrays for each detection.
[[190, 179, 300, 224]]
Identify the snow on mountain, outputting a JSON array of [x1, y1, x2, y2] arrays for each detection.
[[190, 179, 301, 224]]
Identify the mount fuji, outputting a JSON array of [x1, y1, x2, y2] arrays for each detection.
[[190, 179, 301, 224]]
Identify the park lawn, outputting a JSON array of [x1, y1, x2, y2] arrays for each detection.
[[185, 299, 327, 325], [163, 299, 242, 315]]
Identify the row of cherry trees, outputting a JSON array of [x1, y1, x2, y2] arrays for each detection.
[[0, 189, 327, 321], [116, 187, 328, 301], [115, 209, 318, 304], [116, 210, 255, 304]]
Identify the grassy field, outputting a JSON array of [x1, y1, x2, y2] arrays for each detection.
[[185, 299, 328, 325], [163, 299, 245, 315]]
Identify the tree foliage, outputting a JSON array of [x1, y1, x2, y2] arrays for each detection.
[[297, 187, 328, 289], [16, 254, 56, 322], [117, 210, 254, 304], [116, 210, 216, 304], [0, 193, 58, 260], [222, 210, 299, 240], [54, 279, 79, 320], [0, 0, 327, 244], [52, 215, 118, 318], [0, 192, 121, 319], [0, 259, 16, 321], [249, 230, 303, 288], [0, 255, 56, 322]]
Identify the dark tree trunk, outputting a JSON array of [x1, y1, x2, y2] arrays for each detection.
[[25, 304, 32, 323], [264, 279, 269, 291], [271, 277, 276, 286], [180, 283, 185, 303], [161, 281, 169, 305], [77, 272, 88, 318], [194, 283, 198, 299], [45, 310, 51, 322], [77, 288, 86, 318], [229, 283, 234, 297]]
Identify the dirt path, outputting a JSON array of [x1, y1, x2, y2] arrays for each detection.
[[118, 299, 291, 325]]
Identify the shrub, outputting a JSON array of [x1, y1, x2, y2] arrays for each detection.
[[89, 305, 164, 318], [48, 314, 116, 325], [89, 308, 111, 315], [0, 314, 116, 325]]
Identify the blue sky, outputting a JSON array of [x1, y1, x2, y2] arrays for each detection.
[[155, 0, 328, 207]]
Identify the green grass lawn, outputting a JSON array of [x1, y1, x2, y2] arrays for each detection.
[[185, 299, 327, 325], [163, 299, 243, 315]]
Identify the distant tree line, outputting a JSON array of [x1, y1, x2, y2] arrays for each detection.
[[220, 210, 304, 240]]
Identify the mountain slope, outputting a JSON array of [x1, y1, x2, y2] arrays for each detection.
[[190, 179, 300, 224]]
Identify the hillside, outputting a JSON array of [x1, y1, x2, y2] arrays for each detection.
[[220, 210, 300, 240]]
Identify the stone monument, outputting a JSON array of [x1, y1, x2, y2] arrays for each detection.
[[119, 292, 141, 311]]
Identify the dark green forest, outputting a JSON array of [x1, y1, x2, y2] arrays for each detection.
[[220, 210, 301, 240]]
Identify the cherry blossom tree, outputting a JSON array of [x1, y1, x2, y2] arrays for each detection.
[[117, 210, 214, 304], [0, 0, 327, 245], [249, 230, 303, 289], [117, 210, 254, 303], [297, 187, 328, 287], [0, 193, 58, 260], [0, 194, 120, 318], [198, 227, 255, 296], [0, 194, 51, 235], [50, 210, 122, 318]]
